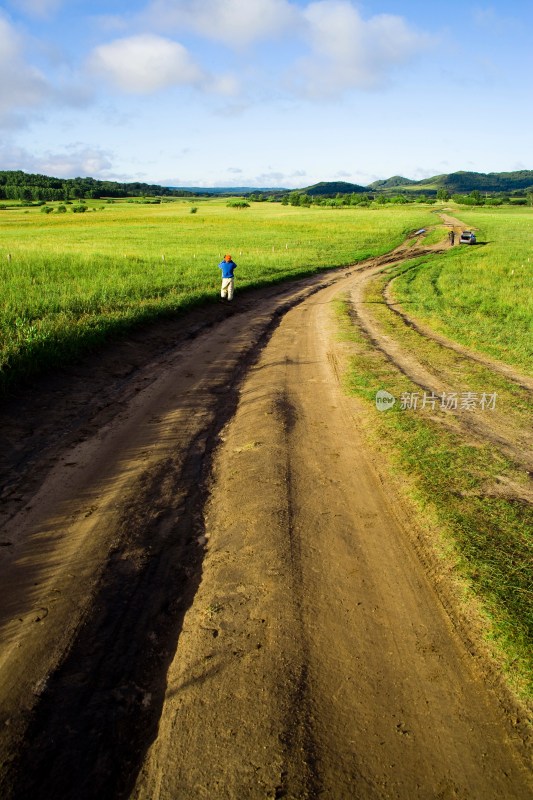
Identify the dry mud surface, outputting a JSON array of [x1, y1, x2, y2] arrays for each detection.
[[0, 233, 532, 799]]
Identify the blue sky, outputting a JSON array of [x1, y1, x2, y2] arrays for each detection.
[[0, 0, 531, 187]]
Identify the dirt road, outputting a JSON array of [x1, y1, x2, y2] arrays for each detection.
[[0, 232, 531, 798]]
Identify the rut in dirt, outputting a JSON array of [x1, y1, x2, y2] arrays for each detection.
[[5, 416, 211, 799], [2, 305, 298, 800], [273, 389, 321, 800]]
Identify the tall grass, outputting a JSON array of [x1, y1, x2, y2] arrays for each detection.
[[0, 200, 435, 392], [392, 206, 533, 374]]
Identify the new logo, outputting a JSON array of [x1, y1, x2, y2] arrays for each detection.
[[375, 390, 396, 411]]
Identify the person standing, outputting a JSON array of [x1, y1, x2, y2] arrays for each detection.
[[218, 253, 237, 301], [449, 230, 455, 246]]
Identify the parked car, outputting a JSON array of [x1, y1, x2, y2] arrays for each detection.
[[459, 231, 476, 245]]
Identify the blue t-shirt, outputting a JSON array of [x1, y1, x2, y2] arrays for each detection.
[[218, 259, 237, 278]]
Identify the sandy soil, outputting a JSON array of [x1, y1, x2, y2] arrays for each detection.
[[0, 232, 531, 799]]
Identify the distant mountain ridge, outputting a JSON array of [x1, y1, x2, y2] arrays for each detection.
[[365, 170, 533, 194], [298, 171, 533, 196]]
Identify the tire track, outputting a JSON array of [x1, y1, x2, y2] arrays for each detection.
[[273, 389, 322, 800], [348, 261, 533, 476], [383, 277, 533, 394]]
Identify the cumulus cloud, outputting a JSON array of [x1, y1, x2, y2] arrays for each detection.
[[1, 0, 434, 129], [139, 0, 431, 97], [0, 142, 114, 177], [296, 0, 431, 96], [89, 34, 205, 93], [144, 0, 298, 47]]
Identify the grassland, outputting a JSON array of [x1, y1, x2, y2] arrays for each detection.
[[392, 206, 533, 374], [0, 199, 436, 393]]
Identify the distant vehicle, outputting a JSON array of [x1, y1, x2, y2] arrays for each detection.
[[459, 231, 476, 244]]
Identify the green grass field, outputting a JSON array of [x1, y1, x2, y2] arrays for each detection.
[[392, 206, 533, 374], [0, 199, 435, 392]]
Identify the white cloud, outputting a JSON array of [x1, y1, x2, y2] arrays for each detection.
[[40, 146, 114, 177], [88, 34, 205, 93], [141, 1, 431, 99], [7, 0, 64, 18], [89, 34, 240, 97], [209, 74, 241, 96], [296, 0, 431, 97], [0, 13, 91, 129], [0, 14, 53, 127], [144, 0, 298, 47], [0, 142, 114, 177]]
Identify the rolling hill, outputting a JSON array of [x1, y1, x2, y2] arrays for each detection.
[[368, 170, 533, 194]]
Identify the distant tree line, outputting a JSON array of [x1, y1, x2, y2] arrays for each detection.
[[271, 189, 533, 208], [438, 188, 533, 207], [278, 191, 435, 208], [2, 170, 531, 207], [0, 171, 196, 202]]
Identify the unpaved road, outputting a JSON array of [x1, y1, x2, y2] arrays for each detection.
[[0, 230, 532, 799]]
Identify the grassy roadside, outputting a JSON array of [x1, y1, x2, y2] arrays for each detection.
[[0, 201, 436, 395], [392, 206, 533, 374], [334, 293, 533, 702], [368, 257, 532, 428]]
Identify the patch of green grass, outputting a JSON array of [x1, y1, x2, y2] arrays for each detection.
[[0, 200, 435, 393], [392, 206, 533, 374], [366, 264, 532, 427], [334, 295, 533, 698]]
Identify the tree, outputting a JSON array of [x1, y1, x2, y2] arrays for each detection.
[[226, 200, 250, 209], [436, 188, 450, 201]]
